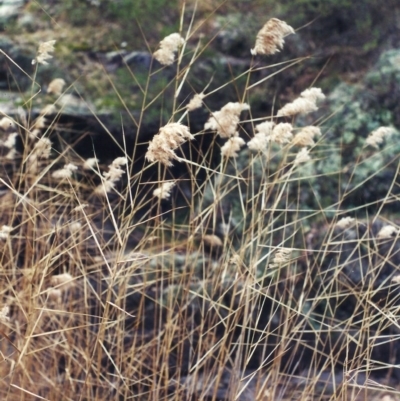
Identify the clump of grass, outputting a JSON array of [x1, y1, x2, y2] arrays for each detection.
[[0, 6, 399, 401]]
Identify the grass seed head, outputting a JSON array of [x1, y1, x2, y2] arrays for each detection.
[[83, 157, 100, 170], [294, 147, 311, 165], [0, 117, 15, 131], [271, 122, 293, 145], [203, 234, 223, 247], [251, 18, 295, 56], [292, 126, 321, 147], [47, 78, 66, 95], [336, 216, 356, 230], [0, 225, 12, 240], [51, 163, 78, 180], [3, 132, 18, 149], [153, 33, 184, 65], [377, 224, 398, 239], [365, 126, 394, 148], [153, 181, 176, 200], [146, 122, 194, 166], [221, 136, 246, 158], [248, 121, 276, 152], [204, 102, 249, 138], [277, 88, 325, 116], [33, 40, 56, 65], [0, 305, 10, 323], [187, 93, 205, 111], [51, 273, 75, 291]]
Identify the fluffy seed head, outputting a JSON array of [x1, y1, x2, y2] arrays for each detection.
[[292, 126, 322, 147], [83, 157, 100, 170], [270, 123, 293, 145], [0, 225, 12, 240], [365, 127, 394, 148], [277, 88, 325, 117], [5, 148, 17, 160], [72, 204, 88, 212], [33, 40, 56, 65], [251, 18, 295, 56], [52, 163, 78, 180], [47, 78, 66, 95], [221, 136, 246, 158], [95, 157, 128, 194], [33, 137, 52, 159], [248, 121, 275, 152], [40, 104, 57, 116], [294, 147, 311, 165], [187, 93, 205, 111], [0, 305, 10, 323], [33, 115, 47, 130], [103, 158, 127, 181], [377, 225, 398, 239], [335, 216, 356, 230], [146, 123, 194, 166], [270, 247, 292, 267], [51, 273, 75, 291], [205, 102, 249, 138], [4, 132, 18, 149], [69, 222, 82, 233], [154, 33, 184, 66], [153, 181, 176, 200], [0, 117, 15, 131], [203, 234, 223, 247]]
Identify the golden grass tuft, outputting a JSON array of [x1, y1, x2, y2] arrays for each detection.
[[0, 6, 399, 401]]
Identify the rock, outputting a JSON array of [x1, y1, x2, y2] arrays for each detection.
[[0, 36, 34, 91], [16, 12, 37, 32], [0, 0, 24, 30]]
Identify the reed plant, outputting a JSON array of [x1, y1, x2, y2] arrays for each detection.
[[0, 3, 399, 401]]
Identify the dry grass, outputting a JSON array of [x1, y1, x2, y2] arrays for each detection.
[[0, 5, 400, 401]]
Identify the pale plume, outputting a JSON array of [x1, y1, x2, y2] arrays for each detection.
[[221, 136, 246, 158], [203, 235, 223, 247], [3, 132, 18, 148], [292, 126, 322, 147], [153, 181, 176, 200], [187, 93, 205, 111], [32, 40, 56, 65], [270, 123, 293, 145], [27, 137, 52, 172], [0, 305, 10, 323], [83, 157, 100, 170], [0, 117, 15, 131], [51, 273, 75, 291], [69, 222, 82, 233], [270, 247, 292, 268], [377, 225, 398, 239], [72, 204, 88, 212], [146, 122, 194, 166], [47, 78, 66, 95], [248, 121, 275, 152], [95, 157, 128, 195], [52, 163, 78, 180], [335, 216, 356, 230], [365, 127, 394, 148], [40, 104, 57, 116], [277, 88, 325, 117], [205, 102, 249, 138], [153, 33, 184, 66], [0, 225, 12, 240], [251, 18, 295, 56], [294, 147, 311, 165]]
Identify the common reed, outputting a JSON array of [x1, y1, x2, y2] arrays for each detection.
[[0, 6, 399, 401]]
